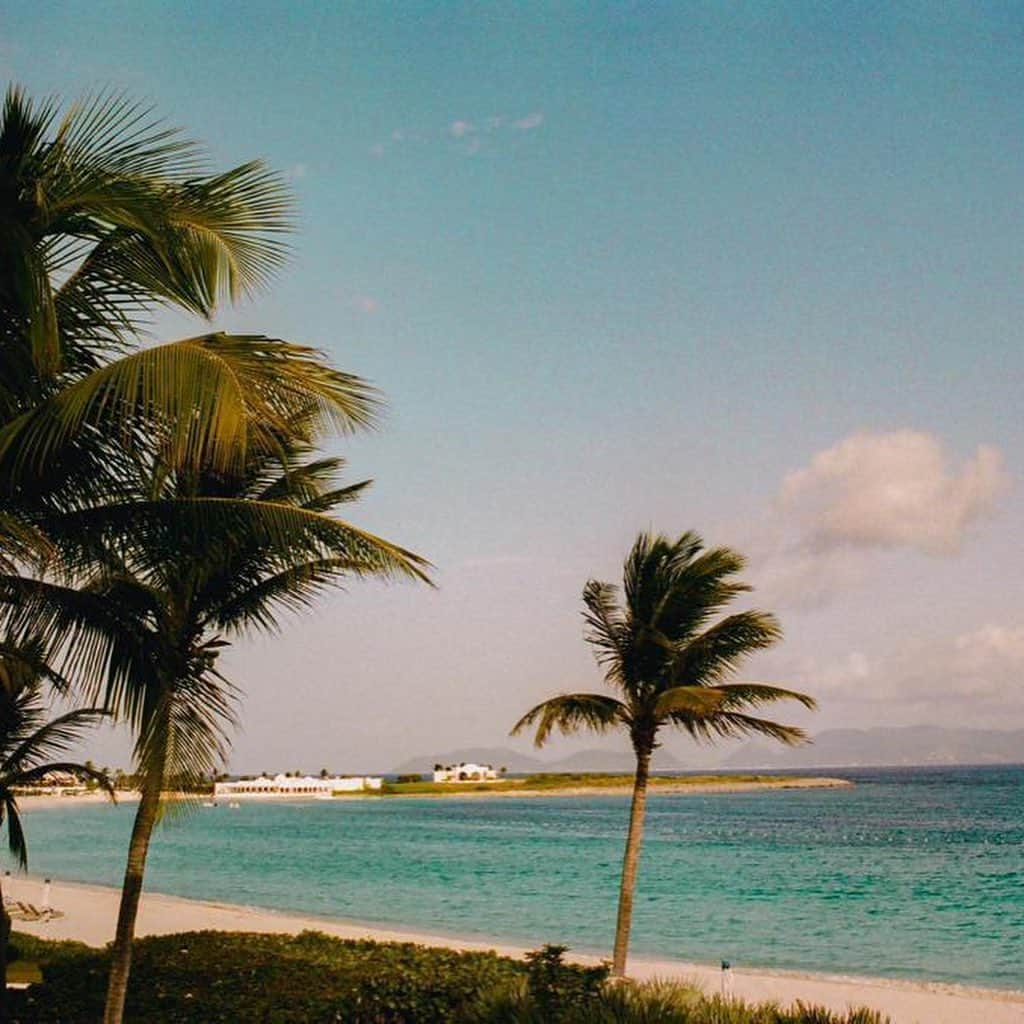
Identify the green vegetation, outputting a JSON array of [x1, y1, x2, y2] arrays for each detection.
[[519, 773, 795, 789], [6, 932, 888, 1024], [380, 773, 803, 796], [0, 86, 430, 1024], [513, 531, 816, 976], [10, 930, 523, 1023], [0, 681, 112, 1016]]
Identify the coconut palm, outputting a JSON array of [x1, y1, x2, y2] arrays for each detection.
[[513, 531, 816, 976], [0, 423, 429, 1024], [0, 673, 110, 1021]]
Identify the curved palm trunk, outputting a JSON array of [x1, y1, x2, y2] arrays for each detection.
[[612, 745, 651, 976], [0, 874, 10, 1024], [103, 777, 161, 1024]]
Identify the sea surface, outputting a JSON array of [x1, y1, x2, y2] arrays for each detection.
[[16, 765, 1024, 991]]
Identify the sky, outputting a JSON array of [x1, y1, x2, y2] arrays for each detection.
[[2, 2, 1022, 772]]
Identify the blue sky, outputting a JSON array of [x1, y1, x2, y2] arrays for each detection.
[[3, 3, 1022, 770]]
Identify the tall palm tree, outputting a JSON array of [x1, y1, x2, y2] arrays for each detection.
[[0, 675, 111, 1021], [513, 531, 816, 977], [1, 425, 430, 1024]]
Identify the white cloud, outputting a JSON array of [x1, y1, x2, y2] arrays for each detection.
[[780, 430, 1008, 555], [286, 163, 307, 180], [514, 112, 544, 130], [752, 430, 1010, 610], [449, 120, 475, 139]]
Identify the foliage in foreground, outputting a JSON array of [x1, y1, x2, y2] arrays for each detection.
[[11, 930, 522, 1023], [7, 932, 889, 1024]]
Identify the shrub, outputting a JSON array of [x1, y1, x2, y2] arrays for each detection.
[[11, 930, 526, 1023], [397, 774, 424, 784], [7, 931, 891, 1024]]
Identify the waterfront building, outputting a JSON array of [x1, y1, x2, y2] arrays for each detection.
[[213, 773, 382, 798], [432, 762, 498, 783]]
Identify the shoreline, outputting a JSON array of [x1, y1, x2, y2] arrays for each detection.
[[395, 776, 854, 798], [5, 875, 1022, 1024], [15, 776, 853, 809]]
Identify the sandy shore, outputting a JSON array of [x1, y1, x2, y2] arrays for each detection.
[[13, 777, 853, 808], [5, 875, 1021, 1024]]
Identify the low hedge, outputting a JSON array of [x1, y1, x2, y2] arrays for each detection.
[[8, 932, 890, 1024], [11, 930, 525, 1023]]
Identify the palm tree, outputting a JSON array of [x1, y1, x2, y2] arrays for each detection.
[[512, 531, 816, 977], [0, 677, 110, 1021], [1, 424, 430, 1024]]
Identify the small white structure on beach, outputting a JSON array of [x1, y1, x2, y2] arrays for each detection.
[[432, 762, 499, 783], [213, 773, 382, 798]]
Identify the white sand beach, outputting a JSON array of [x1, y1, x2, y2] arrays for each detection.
[[5, 875, 1022, 1024]]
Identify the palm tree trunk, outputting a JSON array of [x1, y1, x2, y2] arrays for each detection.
[[103, 778, 161, 1024], [0, 874, 10, 1024], [612, 745, 651, 976]]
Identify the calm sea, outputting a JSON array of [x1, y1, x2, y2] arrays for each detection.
[[16, 765, 1024, 991]]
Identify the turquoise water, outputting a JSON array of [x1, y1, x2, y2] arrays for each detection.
[[15, 766, 1024, 991]]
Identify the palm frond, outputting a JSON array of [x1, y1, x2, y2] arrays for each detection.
[[0, 334, 380, 479], [207, 556, 371, 634], [11, 760, 115, 797], [668, 710, 808, 746], [582, 580, 628, 678], [2, 794, 27, 869], [712, 682, 817, 712], [511, 693, 628, 748], [0, 637, 72, 695], [671, 611, 784, 686], [3, 707, 111, 776], [652, 685, 728, 719]]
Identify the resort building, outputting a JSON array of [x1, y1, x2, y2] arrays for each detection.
[[432, 762, 499, 783], [213, 773, 382, 798]]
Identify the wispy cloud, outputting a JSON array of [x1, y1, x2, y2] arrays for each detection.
[[514, 112, 544, 131], [370, 111, 544, 159]]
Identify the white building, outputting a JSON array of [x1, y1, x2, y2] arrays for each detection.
[[213, 773, 382, 798], [432, 762, 499, 783]]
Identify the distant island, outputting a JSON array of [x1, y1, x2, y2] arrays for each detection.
[[725, 725, 1024, 769], [378, 773, 852, 798]]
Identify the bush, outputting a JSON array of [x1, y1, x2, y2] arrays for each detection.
[[396, 774, 424, 784], [11, 930, 526, 1023], [7, 931, 890, 1024]]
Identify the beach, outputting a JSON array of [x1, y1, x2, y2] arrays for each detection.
[[6, 875, 1022, 1024], [13, 776, 852, 807]]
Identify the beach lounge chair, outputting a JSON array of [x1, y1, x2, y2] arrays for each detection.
[[2, 898, 64, 922]]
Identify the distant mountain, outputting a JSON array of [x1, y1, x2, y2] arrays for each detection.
[[545, 748, 689, 773], [392, 746, 689, 775], [725, 726, 1024, 769]]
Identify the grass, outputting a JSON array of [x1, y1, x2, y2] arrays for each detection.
[[380, 773, 803, 796]]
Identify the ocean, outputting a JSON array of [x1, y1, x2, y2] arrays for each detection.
[[16, 765, 1024, 991]]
